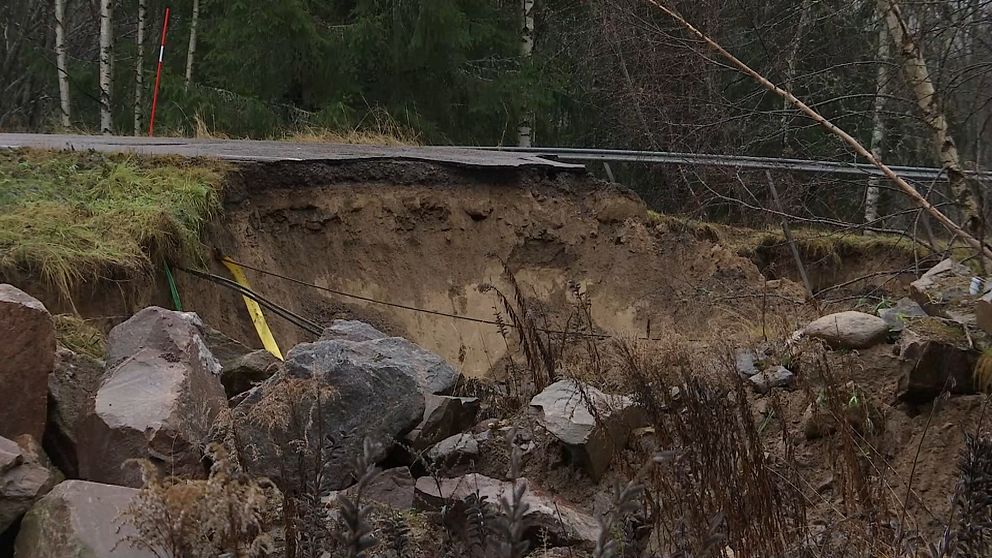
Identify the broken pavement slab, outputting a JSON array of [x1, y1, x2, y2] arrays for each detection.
[[529, 379, 645, 481]]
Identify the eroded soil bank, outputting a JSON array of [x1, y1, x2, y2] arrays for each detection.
[[172, 159, 804, 377]]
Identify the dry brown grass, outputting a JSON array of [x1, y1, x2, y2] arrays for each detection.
[[118, 444, 280, 558]]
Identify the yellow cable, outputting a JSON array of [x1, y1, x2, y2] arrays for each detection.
[[221, 258, 283, 361]]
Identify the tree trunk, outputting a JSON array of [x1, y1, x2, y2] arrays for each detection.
[[779, 0, 812, 153], [98, 0, 113, 134], [864, 0, 890, 226], [133, 0, 146, 135], [184, 0, 199, 88], [517, 0, 534, 147], [881, 0, 984, 238], [54, 0, 71, 128]]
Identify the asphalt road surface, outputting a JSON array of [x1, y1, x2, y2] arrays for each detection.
[[0, 133, 584, 171]]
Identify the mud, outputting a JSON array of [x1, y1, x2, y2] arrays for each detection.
[[164, 159, 806, 377]]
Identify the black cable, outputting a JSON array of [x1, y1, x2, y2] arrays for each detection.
[[220, 258, 709, 342], [177, 267, 324, 336]]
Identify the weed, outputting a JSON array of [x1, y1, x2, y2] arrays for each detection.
[[118, 444, 279, 558]]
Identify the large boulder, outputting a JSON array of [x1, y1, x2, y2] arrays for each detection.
[[44, 347, 104, 477], [804, 311, 890, 349], [0, 435, 61, 533], [910, 258, 974, 320], [404, 394, 480, 450], [220, 349, 279, 398], [232, 339, 425, 490], [77, 307, 226, 487], [320, 320, 388, 342], [898, 322, 978, 402], [415, 473, 599, 546], [0, 285, 54, 441], [13, 480, 155, 558], [349, 336, 460, 395], [529, 380, 645, 481]]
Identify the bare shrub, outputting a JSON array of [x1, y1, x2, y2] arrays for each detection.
[[118, 444, 279, 558], [614, 338, 807, 557]]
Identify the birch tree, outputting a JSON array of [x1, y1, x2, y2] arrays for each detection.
[[98, 0, 113, 134], [54, 0, 71, 129], [517, 0, 534, 147], [133, 0, 146, 135], [184, 0, 199, 89], [881, 0, 984, 237], [864, 0, 890, 225]]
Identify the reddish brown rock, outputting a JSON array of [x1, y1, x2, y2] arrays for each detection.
[[44, 347, 104, 477], [0, 285, 54, 441], [77, 307, 226, 487]]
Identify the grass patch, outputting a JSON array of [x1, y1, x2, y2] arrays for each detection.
[[53, 314, 107, 359], [0, 148, 226, 295], [646, 210, 962, 264], [286, 126, 421, 146]]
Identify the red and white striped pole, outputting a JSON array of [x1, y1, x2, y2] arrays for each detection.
[[147, 7, 170, 136]]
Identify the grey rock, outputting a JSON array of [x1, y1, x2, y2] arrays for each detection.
[[404, 394, 480, 450], [734, 348, 760, 377], [232, 339, 425, 490], [878, 298, 928, 333], [898, 327, 977, 402], [320, 320, 388, 342], [77, 307, 226, 487], [0, 435, 61, 533], [804, 311, 890, 349], [353, 337, 460, 394], [748, 366, 796, 394], [910, 258, 973, 318], [427, 433, 479, 465], [0, 285, 54, 441], [45, 347, 105, 477], [414, 473, 599, 546], [220, 349, 279, 398], [201, 325, 255, 369], [13, 480, 155, 558], [529, 380, 645, 481]]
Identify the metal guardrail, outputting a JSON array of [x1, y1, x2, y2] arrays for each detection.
[[471, 146, 992, 182]]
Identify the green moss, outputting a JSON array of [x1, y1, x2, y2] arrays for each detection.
[[646, 211, 970, 264], [0, 149, 227, 296], [908, 316, 969, 345]]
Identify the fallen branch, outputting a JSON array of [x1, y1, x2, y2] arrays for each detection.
[[644, 0, 992, 262]]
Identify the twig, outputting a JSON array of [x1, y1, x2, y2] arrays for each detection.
[[644, 0, 992, 262]]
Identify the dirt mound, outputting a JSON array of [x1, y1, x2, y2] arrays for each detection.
[[162, 159, 805, 377]]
